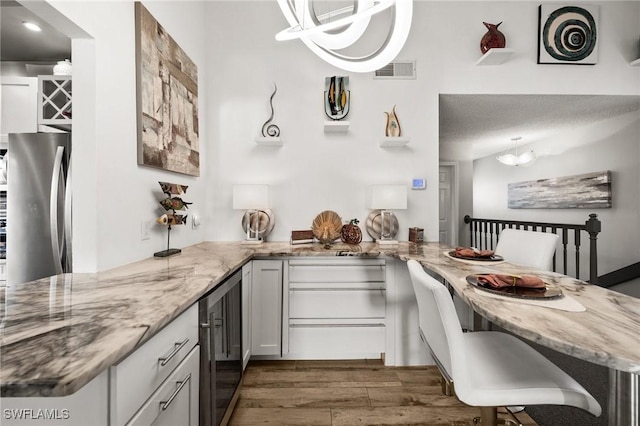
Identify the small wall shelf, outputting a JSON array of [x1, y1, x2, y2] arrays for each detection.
[[631, 58, 640, 67], [324, 121, 349, 133], [255, 137, 282, 146], [475, 48, 515, 66], [380, 137, 409, 147]]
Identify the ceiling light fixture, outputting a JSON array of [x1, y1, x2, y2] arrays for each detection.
[[496, 137, 536, 166], [275, 0, 413, 73], [22, 21, 42, 32]]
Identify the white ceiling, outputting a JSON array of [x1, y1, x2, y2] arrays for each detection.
[[440, 94, 640, 160], [0, 0, 71, 62]]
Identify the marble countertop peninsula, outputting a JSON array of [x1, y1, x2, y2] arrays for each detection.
[[1, 241, 639, 398]]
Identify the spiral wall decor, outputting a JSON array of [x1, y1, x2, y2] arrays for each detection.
[[538, 4, 599, 65]]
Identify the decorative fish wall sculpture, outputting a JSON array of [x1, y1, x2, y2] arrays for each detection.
[[156, 213, 188, 226], [159, 197, 192, 211], [159, 181, 188, 195]]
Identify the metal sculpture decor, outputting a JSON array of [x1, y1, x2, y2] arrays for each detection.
[[324, 76, 350, 120], [261, 83, 280, 137], [155, 181, 190, 257], [538, 4, 599, 65]]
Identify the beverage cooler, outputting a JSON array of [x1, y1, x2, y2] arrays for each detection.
[[199, 269, 243, 426]]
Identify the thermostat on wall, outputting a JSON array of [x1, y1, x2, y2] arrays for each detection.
[[412, 178, 426, 190]]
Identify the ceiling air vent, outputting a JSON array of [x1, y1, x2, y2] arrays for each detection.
[[373, 60, 416, 79]]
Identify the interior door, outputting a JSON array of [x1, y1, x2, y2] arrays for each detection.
[[439, 166, 453, 245]]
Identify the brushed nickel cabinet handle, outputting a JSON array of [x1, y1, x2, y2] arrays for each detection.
[[160, 373, 191, 411], [158, 338, 189, 366]]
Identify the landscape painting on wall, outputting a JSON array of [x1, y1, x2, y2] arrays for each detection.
[[508, 171, 612, 209], [135, 2, 199, 176]]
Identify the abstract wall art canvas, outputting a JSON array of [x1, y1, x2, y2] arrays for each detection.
[[538, 4, 599, 65], [135, 2, 199, 176], [508, 171, 612, 209]]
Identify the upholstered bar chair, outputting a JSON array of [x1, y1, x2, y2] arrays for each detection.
[[406, 260, 601, 426], [494, 228, 559, 271], [493, 228, 563, 413]]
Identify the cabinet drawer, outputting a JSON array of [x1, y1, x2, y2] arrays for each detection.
[[289, 289, 385, 319], [126, 345, 199, 426], [111, 304, 198, 426], [288, 321, 385, 358], [288, 259, 385, 283]]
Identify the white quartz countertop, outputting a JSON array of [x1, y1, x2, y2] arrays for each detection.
[[1, 241, 638, 397]]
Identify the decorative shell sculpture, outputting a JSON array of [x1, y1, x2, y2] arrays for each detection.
[[311, 210, 343, 248]]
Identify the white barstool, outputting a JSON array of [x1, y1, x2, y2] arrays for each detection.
[[494, 228, 559, 271], [407, 260, 601, 426]]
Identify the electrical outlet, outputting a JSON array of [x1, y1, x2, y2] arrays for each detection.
[[141, 220, 151, 241]]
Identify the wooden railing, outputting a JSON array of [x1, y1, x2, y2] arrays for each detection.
[[463, 214, 601, 285]]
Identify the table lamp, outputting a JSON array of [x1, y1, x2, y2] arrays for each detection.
[[233, 184, 270, 245], [367, 184, 407, 245]]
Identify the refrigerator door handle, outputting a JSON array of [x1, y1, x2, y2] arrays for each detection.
[[64, 160, 72, 272], [50, 146, 65, 275]]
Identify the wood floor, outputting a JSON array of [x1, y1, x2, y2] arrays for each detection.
[[228, 359, 539, 426]]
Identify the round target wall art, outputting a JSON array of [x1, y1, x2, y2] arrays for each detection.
[[538, 4, 599, 65]]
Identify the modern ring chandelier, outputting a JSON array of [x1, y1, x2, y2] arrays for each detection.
[[275, 0, 413, 73]]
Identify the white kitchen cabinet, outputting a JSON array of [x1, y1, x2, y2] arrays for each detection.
[[1, 77, 38, 136], [387, 258, 432, 366], [286, 258, 386, 359], [38, 76, 72, 130], [251, 260, 283, 356], [0, 304, 199, 426], [125, 345, 199, 426], [241, 262, 252, 370], [0, 370, 109, 426], [110, 304, 198, 426]]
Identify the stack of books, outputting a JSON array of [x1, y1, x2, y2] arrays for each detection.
[[290, 230, 315, 245]]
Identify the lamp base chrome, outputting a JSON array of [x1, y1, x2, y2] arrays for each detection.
[[241, 239, 264, 245], [377, 239, 398, 245]]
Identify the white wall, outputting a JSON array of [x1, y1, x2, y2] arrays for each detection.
[[37, 1, 639, 272], [473, 112, 640, 277], [204, 2, 439, 243], [46, 0, 209, 271], [205, 1, 640, 245]]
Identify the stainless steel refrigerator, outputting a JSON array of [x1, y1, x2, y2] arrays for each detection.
[[7, 132, 71, 285]]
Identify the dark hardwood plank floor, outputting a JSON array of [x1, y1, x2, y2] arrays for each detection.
[[228, 359, 538, 426]]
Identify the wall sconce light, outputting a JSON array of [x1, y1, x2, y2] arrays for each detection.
[[367, 184, 407, 245], [496, 137, 536, 166], [275, 0, 413, 73], [233, 184, 272, 245]]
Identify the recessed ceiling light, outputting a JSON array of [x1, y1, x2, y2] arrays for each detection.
[[23, 21, 42, 32]]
